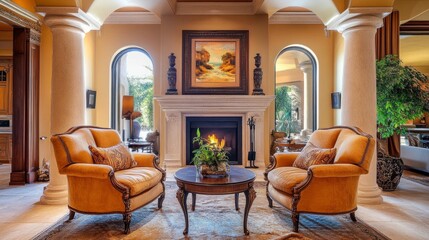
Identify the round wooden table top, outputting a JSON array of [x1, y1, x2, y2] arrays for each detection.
[[174, 166, 256, 185]]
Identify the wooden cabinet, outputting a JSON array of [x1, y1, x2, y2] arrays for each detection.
[[0, 134, 12, 163], [0, 59, 13, 115]]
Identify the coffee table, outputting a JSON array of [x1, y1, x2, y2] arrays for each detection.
[[174, 166, 256, 235]]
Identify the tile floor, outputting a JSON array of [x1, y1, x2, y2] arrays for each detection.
[[0, 164, 428, 240]]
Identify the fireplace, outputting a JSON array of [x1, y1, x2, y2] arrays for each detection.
[[186, 117, 242, 165]]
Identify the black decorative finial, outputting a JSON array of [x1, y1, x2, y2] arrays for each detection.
[[166, 53, 178, 95], [252, 53, 265, 95]]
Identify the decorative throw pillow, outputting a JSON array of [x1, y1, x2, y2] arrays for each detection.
[[293, 142, 336, 170], [89, 143, 137, 171]]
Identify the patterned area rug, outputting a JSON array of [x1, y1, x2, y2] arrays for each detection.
[[33, 182, 389, 240], [402, 169, 429, 187]]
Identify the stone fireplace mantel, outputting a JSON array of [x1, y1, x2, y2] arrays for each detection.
[[154, 95, 275, 167]]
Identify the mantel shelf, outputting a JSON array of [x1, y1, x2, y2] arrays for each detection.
[[154, 95, 275, 112]]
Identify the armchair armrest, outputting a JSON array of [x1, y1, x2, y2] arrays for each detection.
[[273, 152, 300, 168], [133, 153, 157, 167], [63, 163, 113, 179], [133, 153, 166, 181], [309, 163, 367, 178], [264, 152, 300, 181]]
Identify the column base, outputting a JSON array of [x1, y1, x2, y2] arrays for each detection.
[[40, 183, 68, 205], [357, 184, 383, 204]]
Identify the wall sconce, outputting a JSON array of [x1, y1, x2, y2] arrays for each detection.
[[331, 92, 341, 109]]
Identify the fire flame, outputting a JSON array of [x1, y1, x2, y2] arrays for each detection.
[[208, 134, 225, 149]]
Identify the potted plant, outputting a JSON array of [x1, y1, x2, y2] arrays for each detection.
[[192, 128, 230, 177], [376, 55, 429, 191]]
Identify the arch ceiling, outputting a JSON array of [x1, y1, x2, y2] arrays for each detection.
[[32, 0, 398, 26]]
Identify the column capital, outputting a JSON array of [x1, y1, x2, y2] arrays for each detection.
[[327, 7, 391, 33], [299, 60, 312, 72], [37, 7, 100, 33]]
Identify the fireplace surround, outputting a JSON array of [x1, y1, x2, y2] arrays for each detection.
[[154, 95, 274, 167]]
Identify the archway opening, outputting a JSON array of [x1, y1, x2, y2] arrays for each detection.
[[111, 47, 154, 141], [275, 46, 317, 138]]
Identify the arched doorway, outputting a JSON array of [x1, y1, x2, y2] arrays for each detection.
[[111, 47, 154, 141], [275, 45, 318, 137]]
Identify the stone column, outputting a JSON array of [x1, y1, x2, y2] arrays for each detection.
[[299, 61, 313, 130], [337, 15, 384, 204], [39, 11, 97, 204]]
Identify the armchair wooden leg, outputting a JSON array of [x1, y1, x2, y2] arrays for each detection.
[[123, 213, 132, 234], [68, 210, 75, 221], [350, 212, 357, 222], [158, 192, 165, 209], [292, 212, 300, 232], [267, 193, 273, 208], [266, 184, 273, 208]]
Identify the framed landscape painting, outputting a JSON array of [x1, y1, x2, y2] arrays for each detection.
[[182, 30, 249, 95]]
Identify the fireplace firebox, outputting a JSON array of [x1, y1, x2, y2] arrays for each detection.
[[186, 117, 242, 165]]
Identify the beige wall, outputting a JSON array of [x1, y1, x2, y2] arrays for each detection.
[[84, 31, 96, 124], [268, 24, 335, 133], [94, 24, 161, 128]]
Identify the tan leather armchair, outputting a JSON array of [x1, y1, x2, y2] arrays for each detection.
[[265, 126, 375, 232], [51, 126, 166, 234]]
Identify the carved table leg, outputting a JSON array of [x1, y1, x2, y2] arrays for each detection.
[[243, 185, 257, 235], [176, 187, 189, 235], [192, 193, 196, 211], [235, 193, 240, 211]]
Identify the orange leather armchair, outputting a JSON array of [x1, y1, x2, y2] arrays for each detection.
[[51, 126, 166, 233], [265, 126, 375, 232]]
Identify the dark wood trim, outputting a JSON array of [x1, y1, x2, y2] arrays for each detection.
[[10, 27, 39, 185], [27, 41, 39, 183], [400, 21, 429, 35]]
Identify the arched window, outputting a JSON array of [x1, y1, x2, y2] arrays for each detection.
[[111, 47, 154, 141], [275, 46, 317, 137]]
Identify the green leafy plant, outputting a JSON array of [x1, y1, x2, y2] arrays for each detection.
[[192, 128, 229, 168], [275, 85, 301, 134], [128, 66, 154, 131], [376, 55, 429, 138]]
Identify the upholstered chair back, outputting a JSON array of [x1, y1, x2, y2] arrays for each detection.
[[89, 128, 122, 147], [51, 126, 122, 174], [307, 128, 341, 148], [307, 126, 375, 172], [333, 128, 375, 172]]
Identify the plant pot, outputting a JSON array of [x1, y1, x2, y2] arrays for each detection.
[[196, 162, 230, 178], [376, 156, 404, 191]]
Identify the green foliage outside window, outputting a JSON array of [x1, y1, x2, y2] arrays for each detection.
[[376, 55, 429, 138], [128, 71, 154, 131], [275, 85, 301, 134]]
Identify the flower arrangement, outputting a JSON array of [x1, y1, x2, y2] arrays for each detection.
[[192, 128, 230, 177]]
